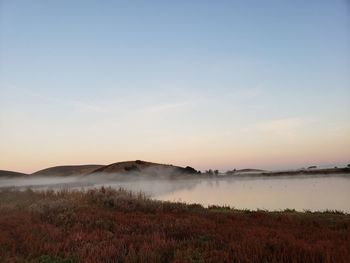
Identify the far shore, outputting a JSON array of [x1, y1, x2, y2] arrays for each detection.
[[1, 162, 349, 178], [223, 167, 350, 177]]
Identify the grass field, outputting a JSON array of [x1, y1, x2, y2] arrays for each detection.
[[0, 187, 349, 263]]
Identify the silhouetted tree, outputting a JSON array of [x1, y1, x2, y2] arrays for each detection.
[[183, 166, 197, 174], [225, 169, 236, 175], [205, 169, 214, 175]]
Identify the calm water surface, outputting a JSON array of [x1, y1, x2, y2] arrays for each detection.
[[153, 175, 350, 212], [1, 174, 349, 212]]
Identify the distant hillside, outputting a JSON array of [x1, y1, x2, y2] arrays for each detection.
[[236, 169, 265, 173], [32, 165, 104, 177], [0, 170, 27, 177], [226, 168, 265, 175], [261, 167, 350, 176], [89, 160, 198, 176], [226, 167, 350, 176]]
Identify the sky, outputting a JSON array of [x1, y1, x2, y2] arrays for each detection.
[[1, 0, 349, 173]]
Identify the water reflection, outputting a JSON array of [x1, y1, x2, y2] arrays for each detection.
[[0, 174, 349, 212], [155, 174, 350, 212]]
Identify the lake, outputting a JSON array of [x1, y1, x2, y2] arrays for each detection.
[[154, 175, 350, 212], [1, 174, 349, 212]]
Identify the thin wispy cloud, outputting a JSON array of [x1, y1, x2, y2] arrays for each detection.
[[72, 100, 108, 114], [21, 89, 110, 114], [141, 102, 190, 114], [255, 118, 313, 134]]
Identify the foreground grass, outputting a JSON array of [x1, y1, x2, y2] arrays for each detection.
[[0, 187, 349, 263]]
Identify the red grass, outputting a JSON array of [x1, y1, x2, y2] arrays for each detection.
[[0, 187, 349, 262]]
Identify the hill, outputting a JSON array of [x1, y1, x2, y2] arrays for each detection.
[[0, 170, 27, 177], [261, 167, 350, 176], [225, 168, 265, 175], [32, 165, 103, 177], [89, 160, 198, 176]]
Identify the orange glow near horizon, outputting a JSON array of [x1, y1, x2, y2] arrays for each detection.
[[2, 128, 349, 174]]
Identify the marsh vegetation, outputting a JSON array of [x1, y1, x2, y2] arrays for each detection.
[[0, 187, 349, 263]]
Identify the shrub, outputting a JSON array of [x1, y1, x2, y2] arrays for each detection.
[[34, 255, 76, 263]]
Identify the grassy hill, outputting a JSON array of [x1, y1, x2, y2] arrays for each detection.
[[89, 160, 198, 176], [0, 170, 27, 177], [32, 165, 103, 177], [0, 161, 198, 178]]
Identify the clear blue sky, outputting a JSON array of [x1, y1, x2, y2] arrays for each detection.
[[1, 0, 349, 173]]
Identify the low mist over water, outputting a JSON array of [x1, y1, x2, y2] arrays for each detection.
[[1, 174, 349, 213]]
